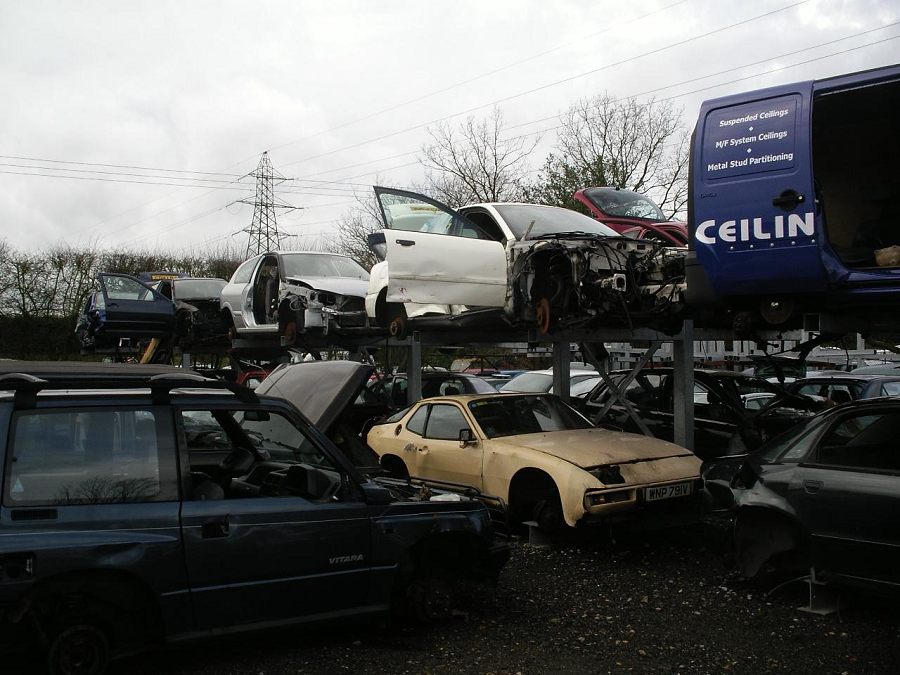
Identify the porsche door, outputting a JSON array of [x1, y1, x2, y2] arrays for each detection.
[[374, 187, 507, 307]]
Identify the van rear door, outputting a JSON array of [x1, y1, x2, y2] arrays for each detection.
[[689, 82, 824, 300]]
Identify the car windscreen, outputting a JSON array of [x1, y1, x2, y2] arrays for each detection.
[[281, 253, 370, 280], [467, 395, 592, 439], [500, 372, 553, 393], [173, 279, 227, 299], [492, 204, 619, 240], [582, 187, 666, 221], [713, 375, 785, 404]]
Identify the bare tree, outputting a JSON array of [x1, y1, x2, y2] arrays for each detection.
[[527, 95, 689, 218], [327, 180, 396, 271], [420, 107, 540, 206]]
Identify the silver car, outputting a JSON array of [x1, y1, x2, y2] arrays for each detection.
[[220, 251, 370, 345]]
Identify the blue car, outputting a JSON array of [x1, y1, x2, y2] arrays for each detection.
[[685, 64, 900, 333]]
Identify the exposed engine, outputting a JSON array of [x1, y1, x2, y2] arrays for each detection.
[[508, 236, 687, 333]]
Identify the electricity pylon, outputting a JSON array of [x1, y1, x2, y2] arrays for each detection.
[[240, 152, 298, 257]]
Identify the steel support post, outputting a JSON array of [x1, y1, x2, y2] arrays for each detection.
[[552, 341, 572, 403], [672, 319, 695, 452], [407, 331, 423, 405]]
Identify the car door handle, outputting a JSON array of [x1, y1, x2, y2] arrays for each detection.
[[803, 480, 823, 494], [201, 517, 230, 539], [418, 446, 428, 454], [771, 190, 805, 210], [395, 239, 416, 247]]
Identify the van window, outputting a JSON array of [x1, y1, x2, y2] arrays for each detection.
[[4, 409, 178, 506]]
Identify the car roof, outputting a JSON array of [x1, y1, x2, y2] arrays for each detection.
[[796, 372, 892, 381], [269, 250, 354, 258], [415, 392, 555, 404], [0, 361, 185, 379]]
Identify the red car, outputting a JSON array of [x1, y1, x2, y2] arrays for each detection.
[[574, 187, 687, 247]]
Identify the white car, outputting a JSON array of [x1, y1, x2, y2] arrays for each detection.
[[500, 369, 602, 398], [365, 187, 686, 337], [220, 251, 370, 345]]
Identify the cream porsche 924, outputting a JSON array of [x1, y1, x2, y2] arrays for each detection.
[[366, 393, 701, 530]]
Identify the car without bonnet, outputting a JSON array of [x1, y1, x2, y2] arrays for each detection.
[[367, 392, 701, 530], [365, 187, 687, 337], [0, 362, 507, 675]]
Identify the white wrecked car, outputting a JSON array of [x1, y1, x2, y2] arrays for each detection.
[[220, 251, 370, 345], [365, 187, 687, 337]]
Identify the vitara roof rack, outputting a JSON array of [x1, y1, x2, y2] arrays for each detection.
[[0, 369, 259, 409]]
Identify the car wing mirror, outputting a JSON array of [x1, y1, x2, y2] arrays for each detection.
[[459, 428, 476, 448]]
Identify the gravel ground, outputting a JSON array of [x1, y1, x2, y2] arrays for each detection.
[[11, 526, 900, 675]]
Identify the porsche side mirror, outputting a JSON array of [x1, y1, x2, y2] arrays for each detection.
[[459, 428, 476, 448]]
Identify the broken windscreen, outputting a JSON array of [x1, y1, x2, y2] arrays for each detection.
[[493, 204, 618, 240], [467, 395, 592, 439]]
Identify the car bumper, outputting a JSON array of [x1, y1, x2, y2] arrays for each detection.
[[580, 478, 702, 524]]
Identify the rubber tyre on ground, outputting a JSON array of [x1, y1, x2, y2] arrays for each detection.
[[408, 578, 454, 624], [47, 624, 109, 675], [533, 489, 565, 532]]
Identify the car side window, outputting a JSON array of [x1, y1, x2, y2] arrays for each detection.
[[424, 404, 471, 441], [882, 382, 900, 397], [4, 408, 178, 506], [391, 378, 408, 407], [813, 411, 900, 472], [406, 406, 428, 436], [182, 408, 342, 502], [103, 275, 158, 302], [231, 257, 258, 284], [694, 383, 731, 422], [593, 374, 663, 410]]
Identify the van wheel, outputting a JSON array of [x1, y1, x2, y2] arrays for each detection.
[[47, 624, 109, 675]]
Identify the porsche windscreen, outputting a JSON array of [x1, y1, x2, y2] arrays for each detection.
[[281, 253, 370, 280], [468, 395, 592, 438], [492, 204, 619, 240]]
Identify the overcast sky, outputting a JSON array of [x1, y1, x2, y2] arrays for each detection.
[[0, 0, 897, 254]]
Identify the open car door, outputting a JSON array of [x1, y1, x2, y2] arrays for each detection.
[[374, 187, 507, 307], [98, 273, 176, 339]]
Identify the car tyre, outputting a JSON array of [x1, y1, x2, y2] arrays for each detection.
[[409, 578, 454, 624], [47, 624, 109, 675], [533, 489, 565, 532]]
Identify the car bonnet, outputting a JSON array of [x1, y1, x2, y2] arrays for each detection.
[[489, 428, 693, 468], [255, 361, 374, 431]]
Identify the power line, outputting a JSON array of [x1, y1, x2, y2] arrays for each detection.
[[278, 0, 812, 170], [292, 21, 898, 188], [32, 0, 809, 244], [260, 0, 693, 158]]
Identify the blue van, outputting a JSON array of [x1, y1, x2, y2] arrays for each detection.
[[685, 64, 900, 333]]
